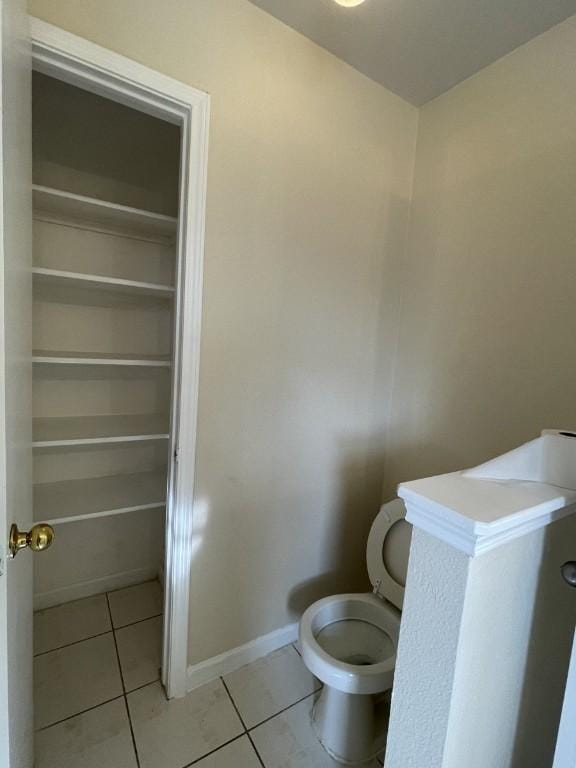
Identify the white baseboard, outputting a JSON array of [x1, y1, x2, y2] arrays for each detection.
[[187, 622, 299, 692], [34, 566, 159, 610]]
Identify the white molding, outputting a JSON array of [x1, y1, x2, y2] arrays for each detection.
[[186, 624, 299, 692], [400, 489, 576, 557], [163, 51, 210, 700], [29, 18, 209, 121], [30, 18, 210, 699], [34, 566, 158, 610]]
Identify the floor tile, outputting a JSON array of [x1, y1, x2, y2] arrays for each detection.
[[116, 615, 162, 692], [127, 680, 243, 768], [34, 633, 123, 729], [34, 595, 111, 655], [107, 581, 163, 629], [193, 735, 262, 768], [35, 698, 137, 768], [223, 644, 319, 728], [251, 696, 381, 767]]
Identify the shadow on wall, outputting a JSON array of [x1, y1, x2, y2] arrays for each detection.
[[510, 512, 576, 767], [287, 436, 387, 618]]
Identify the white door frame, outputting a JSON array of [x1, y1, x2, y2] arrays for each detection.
[[29, 17, 210, 699]]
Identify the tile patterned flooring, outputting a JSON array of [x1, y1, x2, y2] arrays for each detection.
[[34, 582, 386, 767]]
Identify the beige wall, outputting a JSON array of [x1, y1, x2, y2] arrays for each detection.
[[384, 16, 576, 497], [28, 0, 418, 663]]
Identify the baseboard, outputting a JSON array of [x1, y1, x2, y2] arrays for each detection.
[[186, 622, 299, 692], [34, 566, 159, 610]]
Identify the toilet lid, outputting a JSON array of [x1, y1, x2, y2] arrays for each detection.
[[366, 499, 409, 609]]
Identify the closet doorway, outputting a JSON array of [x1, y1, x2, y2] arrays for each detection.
[[28, 19, 209, 702]]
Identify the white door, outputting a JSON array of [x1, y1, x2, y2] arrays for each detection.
[[0, 0, 33, 766]]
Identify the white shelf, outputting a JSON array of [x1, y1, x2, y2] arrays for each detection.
[[33, 350, 172, 368], [33, 267, 175, 298], [33, 185, 178, 242], [33, 414, 170, 448], [34, 470, 167, 525]]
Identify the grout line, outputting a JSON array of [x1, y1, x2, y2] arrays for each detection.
[[182, 734, 247, 767], [124, 677, 162, 697], [33, 628, 113, 657], [220, 677, 267, 768], [112, 612, 163, 632], [220, 677, 248, 732], [34, 594, 163, 658], [219, 656, 321, 735], [291, 641, 302, 657], [105, 593, 127, 695], [35, 694, 125, 732], [33, 611, 162, 657], [246, 731, 266, 768], [123, 694, 142, 768], [105, 592, 142, 768], [247, 690, 318, 733], [105, 577, 160, 597]]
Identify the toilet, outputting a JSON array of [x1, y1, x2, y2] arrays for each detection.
[[299, 499, 410, 765]]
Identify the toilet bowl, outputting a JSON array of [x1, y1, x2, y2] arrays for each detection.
[[299, 499, 409, 765]]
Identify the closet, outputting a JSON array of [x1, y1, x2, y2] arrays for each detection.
[[31, 72, 181, 610]]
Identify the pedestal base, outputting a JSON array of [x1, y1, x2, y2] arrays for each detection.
[[311, 685, 389, 765]]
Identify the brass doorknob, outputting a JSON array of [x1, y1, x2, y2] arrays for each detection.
[[9, 523, 54, 558]]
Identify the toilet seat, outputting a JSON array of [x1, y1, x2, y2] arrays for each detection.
[[366, 499, 407, 609]]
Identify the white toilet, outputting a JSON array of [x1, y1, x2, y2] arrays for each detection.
[[299, 499, 410, 765]]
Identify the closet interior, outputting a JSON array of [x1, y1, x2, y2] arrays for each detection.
[[32, 72, 181, 611]]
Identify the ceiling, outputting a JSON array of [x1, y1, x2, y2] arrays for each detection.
[[248, 0, 576, 105]]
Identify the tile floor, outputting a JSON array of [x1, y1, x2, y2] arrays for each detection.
[[34, 582, 386, 767]]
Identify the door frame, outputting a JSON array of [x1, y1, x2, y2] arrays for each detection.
[[30, 17, 210, 699]]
